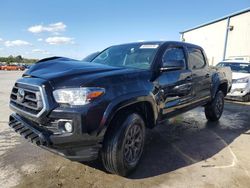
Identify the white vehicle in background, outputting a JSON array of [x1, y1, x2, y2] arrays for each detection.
[[217, 60, 250, 102]]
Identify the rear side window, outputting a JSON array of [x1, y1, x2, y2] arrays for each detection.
[[162, 47, 186, 65], [187, 47, 206, 69]]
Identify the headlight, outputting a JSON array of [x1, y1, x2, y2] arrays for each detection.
[[53, 87, 105, 106], [234, 77, 249, 83]]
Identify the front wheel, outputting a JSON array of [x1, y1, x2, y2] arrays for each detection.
[[101, 113, 145, 176], [205, 90, 224, 121], [243, 94, 250, 102]]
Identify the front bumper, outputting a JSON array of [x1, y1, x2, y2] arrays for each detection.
[[9, 113, 102, 161], [226, 83, 250, 100]]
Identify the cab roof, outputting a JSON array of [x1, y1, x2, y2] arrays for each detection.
[[220, 60, 250, 64], [112, 41, 203, 49]]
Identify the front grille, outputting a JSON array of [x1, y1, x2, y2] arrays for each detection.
[[10, 83, 45, 117]]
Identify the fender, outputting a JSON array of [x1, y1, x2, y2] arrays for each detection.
[[96, 90, 158, 136]]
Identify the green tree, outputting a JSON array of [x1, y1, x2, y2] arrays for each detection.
[[16, 55, 23, 63]]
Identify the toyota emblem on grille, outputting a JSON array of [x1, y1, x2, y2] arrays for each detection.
[[17, 88, 25, 102]]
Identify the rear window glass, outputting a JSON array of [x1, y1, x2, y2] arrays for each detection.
[[187, 48, 206, 69]]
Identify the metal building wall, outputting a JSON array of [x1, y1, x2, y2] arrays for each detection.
[[181, 11, 250, 65], [226, 12, 250, 60]]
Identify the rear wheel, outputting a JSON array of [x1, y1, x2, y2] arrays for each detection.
[[205, 90, 224, 121], [101, 112, 145, 176]]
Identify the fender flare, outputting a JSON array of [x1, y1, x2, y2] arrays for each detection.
[[97, 91, 158, 136], [211, 73, 228, 99]]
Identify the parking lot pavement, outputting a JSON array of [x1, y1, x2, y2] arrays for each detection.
[[1, 71, 250, 188]]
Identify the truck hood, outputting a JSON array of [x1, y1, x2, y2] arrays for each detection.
[[24, 57, 124, 80], [232, 72, 250, 80], [23, 57, 148, 88]]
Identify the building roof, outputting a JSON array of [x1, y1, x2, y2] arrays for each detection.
[[180, 7, 250, 34]]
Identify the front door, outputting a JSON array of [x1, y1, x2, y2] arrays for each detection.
[[156, 46, 194, 119]]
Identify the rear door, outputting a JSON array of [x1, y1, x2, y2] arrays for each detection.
[[186, 47, 211, 102], [156, 45, 194, 118]]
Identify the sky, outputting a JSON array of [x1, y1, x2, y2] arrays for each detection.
[[0, 0, 249, 60]]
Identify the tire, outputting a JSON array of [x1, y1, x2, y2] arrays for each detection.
[[205, 90, 224, 121], [101, 112, 145, 176], [242, 94, 250, 102]]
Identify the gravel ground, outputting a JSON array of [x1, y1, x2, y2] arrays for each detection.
[[0, 71, 250, 188]]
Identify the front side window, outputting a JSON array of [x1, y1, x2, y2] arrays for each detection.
[[162, 47, 185, 64], [91, 44, 159, 70], [187, 48, 206, 69]]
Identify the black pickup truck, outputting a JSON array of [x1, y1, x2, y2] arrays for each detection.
[[9, 41, 231, 176]]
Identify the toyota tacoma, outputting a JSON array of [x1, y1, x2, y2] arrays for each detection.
[[9, 41, 232, 176]]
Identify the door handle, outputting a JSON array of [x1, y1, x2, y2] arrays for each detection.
[[173, 83, 192, 96], [174, 83, 192, 90], [186, 76, 192, 81]]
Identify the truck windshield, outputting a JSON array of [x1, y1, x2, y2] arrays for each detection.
[[217, 62, 250, 73], [91, 43, 159, 70]]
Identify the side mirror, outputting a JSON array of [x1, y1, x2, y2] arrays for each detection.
[[160, 60, 185, 71]]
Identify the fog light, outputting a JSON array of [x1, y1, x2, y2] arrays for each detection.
[[64, 122, 73, 132]]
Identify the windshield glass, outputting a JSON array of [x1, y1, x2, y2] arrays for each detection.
[[217, 62, 250, 73], [91, 43, 159, 70]]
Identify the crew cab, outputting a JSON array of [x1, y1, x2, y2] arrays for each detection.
[[8, 41, 232, 176], [217, 60, 250, 101]]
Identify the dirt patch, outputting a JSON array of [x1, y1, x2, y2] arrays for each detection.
[[14, 155, 150, 188]]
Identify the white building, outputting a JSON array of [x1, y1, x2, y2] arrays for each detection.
[[180, 8, 250, 65]]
